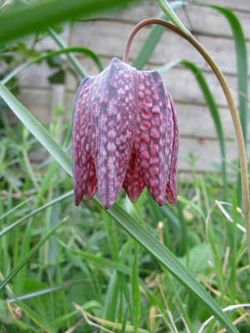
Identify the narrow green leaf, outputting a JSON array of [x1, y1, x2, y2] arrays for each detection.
[[0, 220, 67, 291], [61, 244, 130, 275], [3, 47, 103, 85], [8, 285, 66, 303], [0, 197, 33, 221], [181, 60, 227, 185], [131, 243, 141, 332], [121, 310, 129, 333], [8, 279, 85, 303], [48, 28, 88, 78], [134, 2, 185, 69], [200, 3, 249, 204], [133, 13, 167, 70], [0, 0, 135, 44], [156, 0, 190, 34], [103, 272, 120, 321], [202, 4, 249, 143], [155, 59, 181, 73], [103, 212, 134, 321], [0, 191, 73, 237], [0, 82, 72, 176], [0, 84, 237, 332], [103, 212, 120, 261]]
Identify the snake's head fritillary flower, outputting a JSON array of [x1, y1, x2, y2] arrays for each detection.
[[73, 58, 179, 208]]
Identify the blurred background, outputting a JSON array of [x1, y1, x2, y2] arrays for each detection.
[[12, 0, 249, 173]]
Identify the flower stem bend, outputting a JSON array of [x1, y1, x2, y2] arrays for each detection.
[[123, 18, 250, 262]]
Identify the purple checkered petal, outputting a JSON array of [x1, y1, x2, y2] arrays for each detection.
[[72, 58, 179, 208]]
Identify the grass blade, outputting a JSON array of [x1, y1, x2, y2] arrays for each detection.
[[103, 272, 120, 321], [133, 1, 185, 69], [0, 82, 72, 175], [48, 28, 88, 78], [131, 243, 141, 332], [200, 4, 249, 204], [0, 197, 33, 221], [133, 15, 166, 70], [3, 47, 103, 85], [202, 4, 249, 143], [181, 60, 227, 186], [8, 279, 85, 303], [61, 244, 130, 275], [0, 219, 67, 291], [0, 191, 73, 238], [156, 0, 189, 34], [0, 0, 135, 44]]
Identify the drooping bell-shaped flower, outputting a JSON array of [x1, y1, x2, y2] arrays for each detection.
[[73, 58, 179, 208]]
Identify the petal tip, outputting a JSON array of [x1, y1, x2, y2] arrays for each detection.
[[156, 198, 166, 206], [74, 196, 81, 206], [102, 201, 113, 209], [166, 191, 178, 205]]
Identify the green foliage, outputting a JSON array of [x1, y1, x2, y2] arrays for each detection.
[[0, 0, 135, 44], [202, 4, 249, 144], [156, 0, 189, 34], [0, 0, 249, 332], [133, 1, 185, 69]]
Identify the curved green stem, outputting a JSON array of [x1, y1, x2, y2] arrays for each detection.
[[123, 18, 250, 262]]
